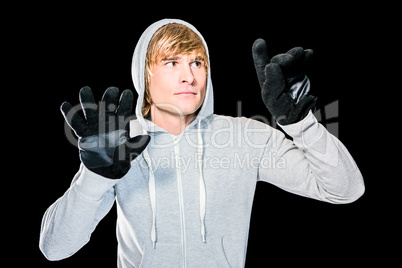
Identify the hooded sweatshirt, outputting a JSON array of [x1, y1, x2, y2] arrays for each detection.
[[40, 19, 365, 267]]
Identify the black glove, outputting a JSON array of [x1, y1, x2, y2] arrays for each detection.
[[252, 38, 317, 125], [61, 86, 150, 179]]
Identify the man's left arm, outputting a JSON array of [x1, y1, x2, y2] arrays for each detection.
[[252, 39, 365, 203]]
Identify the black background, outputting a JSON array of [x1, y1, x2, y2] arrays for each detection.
[[11, 3, 395, 267]]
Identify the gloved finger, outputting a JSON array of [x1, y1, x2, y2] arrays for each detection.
[[271, 47, 304, 70], [301, 49, 314, 70], [270, 53, 294, 69], [286, 47, 305, 61], [116, 89, 134, 120], [252, 38, 270, 88], [60, 101, 91, 137], [79, 86, 98, 130], [272, 47, 314, 75], [288, 47, 314, 71], [100, 87, 120, 117], [263, 63, 286, 100]]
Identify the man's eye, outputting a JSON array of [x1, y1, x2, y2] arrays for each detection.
[[166, 62, 176, 67], [191, 61, 201, 67]]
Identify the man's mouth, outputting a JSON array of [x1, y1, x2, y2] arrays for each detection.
[[175, 91, 197, 95]]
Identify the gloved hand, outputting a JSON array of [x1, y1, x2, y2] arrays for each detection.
[[61, 86, 150, 179], [252, 38, 317, 125]]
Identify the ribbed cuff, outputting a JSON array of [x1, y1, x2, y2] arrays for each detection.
[[278, 110, 323, 146]]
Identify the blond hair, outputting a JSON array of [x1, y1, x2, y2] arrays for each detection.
[[143, 23, 209, 118]]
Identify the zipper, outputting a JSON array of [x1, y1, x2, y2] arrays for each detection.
[[173, 136, 186, 268]]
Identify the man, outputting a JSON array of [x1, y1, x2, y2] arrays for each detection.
[[40, 19, 365, 267]]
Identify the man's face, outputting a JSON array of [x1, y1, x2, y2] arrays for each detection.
[[149, 53, 207, 117]]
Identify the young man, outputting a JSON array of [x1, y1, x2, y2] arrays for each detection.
[[40, 19, 365, 267]]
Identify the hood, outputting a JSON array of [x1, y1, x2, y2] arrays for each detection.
[[131, 18, 214, 132]]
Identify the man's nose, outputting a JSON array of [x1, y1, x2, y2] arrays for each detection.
[[179, 64, 195, 85]]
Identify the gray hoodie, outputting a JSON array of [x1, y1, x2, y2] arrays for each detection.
[[39, 18, 365, 267]]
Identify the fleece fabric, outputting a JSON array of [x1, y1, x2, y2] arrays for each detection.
[[40, 18, 365, 267]]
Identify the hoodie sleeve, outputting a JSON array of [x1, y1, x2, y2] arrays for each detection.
[[257, 111, 365, 204], [39, 164, 118, 261]]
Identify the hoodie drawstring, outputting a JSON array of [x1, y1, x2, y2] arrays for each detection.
[[142, 146, 157, 248], [198, 119, 206, 243], [143, 120, 206, 248]]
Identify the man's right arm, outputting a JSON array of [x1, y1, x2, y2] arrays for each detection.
[[39, 87, 149, 260], [39, 164, 117, 260]]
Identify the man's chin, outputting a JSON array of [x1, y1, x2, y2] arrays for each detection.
[[154, 102, 201, 117]]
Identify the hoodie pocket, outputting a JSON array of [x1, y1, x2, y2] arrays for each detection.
[[139, 238, 231, 268], [210, 237, 232, 268], [186, 237, 232, 268], [139, 242, 181, 268]]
